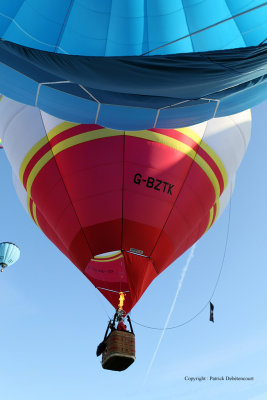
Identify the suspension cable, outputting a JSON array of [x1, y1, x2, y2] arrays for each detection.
[[132, 187, 232, 330]]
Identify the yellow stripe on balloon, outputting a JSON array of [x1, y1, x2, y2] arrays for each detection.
[[22, 126, 225, 202], [27, 195, 41, 229], [19, 136, 48, 184], [92, 254, 124, 263], [206, 207, 214, 233], [205, 199, 219, 233], [27, 196, 35, 224], [127, 129, 200, 153], [52, 128, 123, 156], [214, 199, 219, 224], [27, 195, 32, 218], [177, 127, 227, 189], [24, 129, 123, 196], [194, 154, 220, 200], [47, 122, 79, 140], [26, 151, 54, 196], [94, 251, 122, 259], [32, 202, 41, 229], [200, 140, 227, 189], [127, 130, 221, 200], [19, 122, 78, 184]]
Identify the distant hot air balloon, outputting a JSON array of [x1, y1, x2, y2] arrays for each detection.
[[0, 242, 20, 272], [0, 1, 266, 129], [0, 96, 251, 312]]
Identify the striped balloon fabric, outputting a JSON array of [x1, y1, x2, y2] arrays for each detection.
[[0, 96, 251, 311]]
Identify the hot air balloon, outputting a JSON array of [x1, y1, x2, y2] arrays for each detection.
[[0, 1, 266, 129], [0, 1, 265, 372], [0, 242, 20, 272], [0, 93, 252, 370], [0, 96, 251, 314]]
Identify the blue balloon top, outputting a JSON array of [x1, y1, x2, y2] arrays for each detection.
[[0, 242, 20, 267], [0, 1, 266, 55], [0, 1, 266, 129]]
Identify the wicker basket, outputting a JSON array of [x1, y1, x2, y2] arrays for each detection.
[[102, 330, 135, 371]]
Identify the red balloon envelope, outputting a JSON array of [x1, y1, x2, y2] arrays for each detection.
[[0, 98, 251, 312]]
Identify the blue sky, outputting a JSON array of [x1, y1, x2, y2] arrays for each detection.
[[0, 101, 267, 400]]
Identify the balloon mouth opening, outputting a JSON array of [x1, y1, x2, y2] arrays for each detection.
[[93, 250, 122, 260], [93, 248, 147, 261]]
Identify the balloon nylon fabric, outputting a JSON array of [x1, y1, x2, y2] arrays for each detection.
[[0, 95, 251, 311], [0, 1, 266, 128], [0, 1, 266, 55], [0, 40, 266, 129], [0, 242, 20, 266]]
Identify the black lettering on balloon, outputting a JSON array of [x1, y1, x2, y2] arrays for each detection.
[[154, 179, 161, 191], [134, 173, 142, 184], [146, 176, 154, 188], [168, 184, 174, 195], [162, 182, 168, 193], [133, 172, 174, 195]]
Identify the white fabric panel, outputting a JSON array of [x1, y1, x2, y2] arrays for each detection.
[[0, 97, 47, 175], [40, 110, 65, 132], [202, 110, 251, 181], [203, 110, 251, 219], [217, 176, 236, 219], [0, 96, 25, 138], [12, 171, 28, 212], [189, 120, 207, 139]]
